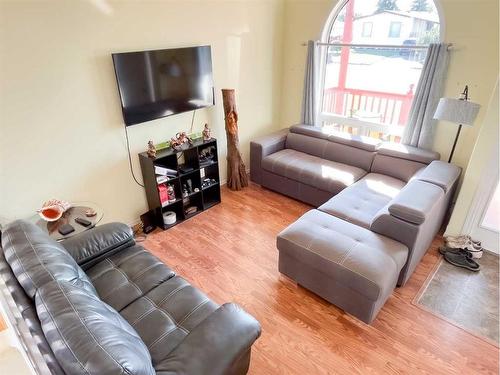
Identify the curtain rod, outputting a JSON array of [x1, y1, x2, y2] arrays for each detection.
[[301, 42, 453, 50]]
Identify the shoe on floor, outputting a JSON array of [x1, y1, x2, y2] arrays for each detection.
[[438, 246, 472, 257], [443, 236, 484, 259], [445, 235, 481, 250], [443, 251, 481, 272]]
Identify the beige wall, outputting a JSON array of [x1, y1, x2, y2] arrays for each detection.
[[0, 0, 284, 224], [1, 0, 498, 230], [280, 0, 333, 127], [280, 0, 498, 169]]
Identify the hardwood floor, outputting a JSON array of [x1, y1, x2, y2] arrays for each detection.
[[143, 183, 499, 375]]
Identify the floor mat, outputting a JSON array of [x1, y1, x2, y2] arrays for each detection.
[[414, 251, 499, 346]]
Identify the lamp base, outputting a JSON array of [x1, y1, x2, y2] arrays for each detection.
[[448, 124, 463, 163]]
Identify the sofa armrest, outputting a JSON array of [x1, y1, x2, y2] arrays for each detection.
[[371, 180, 453, 286], [413, 160, 461, 193], [388, 180, 444, 224], [250, 128, 289, 184], [155, 303, 261, 375], [62, 223, 135, 269]]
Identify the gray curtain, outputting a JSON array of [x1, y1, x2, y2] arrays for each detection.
[[301, 40, 318, 126], [402, 43, 450, 149]]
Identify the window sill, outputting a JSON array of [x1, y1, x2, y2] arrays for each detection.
[[319, 113, 405, 137]]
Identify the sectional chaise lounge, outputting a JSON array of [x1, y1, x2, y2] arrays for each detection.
[[251, 124, 461, 323]]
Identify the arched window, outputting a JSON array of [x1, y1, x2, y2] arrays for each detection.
[[319, 0, 442, 141]]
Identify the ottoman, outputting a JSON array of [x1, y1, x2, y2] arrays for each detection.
[[277, 210, 408, 323]]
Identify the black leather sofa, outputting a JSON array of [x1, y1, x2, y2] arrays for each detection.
[[0, 220, 261, 374]]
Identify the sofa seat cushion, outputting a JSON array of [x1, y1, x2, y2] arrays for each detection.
[[119, 276, 219, 366], [262, 149, 366, 194], [36, 280, 155, 375], [1, 220, 96, 299], [277, 210, 408, 301], [86, 245, 175, 311], [318, 173, 406, 228]]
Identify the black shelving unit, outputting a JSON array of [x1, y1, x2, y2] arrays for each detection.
[[139, 138, 220, 230]]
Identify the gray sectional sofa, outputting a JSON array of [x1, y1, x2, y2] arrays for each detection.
[[250, 124, 461, 323]]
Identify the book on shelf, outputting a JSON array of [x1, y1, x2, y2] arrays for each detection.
[[156, 176, 170, 184], [155, 166, 177, 176]]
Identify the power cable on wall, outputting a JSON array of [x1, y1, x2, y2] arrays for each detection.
[[125, 109, 197, 186], [178, 109, 197, 161], [189, 109, 196, 134], [124, 126, 145, 188]]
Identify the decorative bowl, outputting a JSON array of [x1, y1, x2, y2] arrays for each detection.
[[38, 205, 64, 222]]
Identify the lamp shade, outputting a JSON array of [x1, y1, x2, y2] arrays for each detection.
[[433, 98, 481, 126]]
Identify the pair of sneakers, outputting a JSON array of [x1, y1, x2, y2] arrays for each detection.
[[444, 234, 483, 259], [439, 246, 481, 272], [440, 235, 483, 272]]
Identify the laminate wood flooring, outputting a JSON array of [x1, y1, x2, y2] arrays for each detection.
[[143, 183, 499, 375]]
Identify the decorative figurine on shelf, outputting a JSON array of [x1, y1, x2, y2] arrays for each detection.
[[199, 146, 215, 166], [167, 184, 176, 203], [182, 184, 189, 197], [202, 178, 217, 189], [170, 132, 193, 150], [147, 141, 157, 158], [186, 179, 193, 194], [202, 123, 212, 141]]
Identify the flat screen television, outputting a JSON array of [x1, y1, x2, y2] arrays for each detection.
[[112, 46, 214, 126]]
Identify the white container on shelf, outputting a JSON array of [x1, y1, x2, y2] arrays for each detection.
[[162, 211, 176, 225]]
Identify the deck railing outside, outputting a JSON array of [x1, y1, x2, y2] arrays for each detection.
[[320, 85, 414, 141]]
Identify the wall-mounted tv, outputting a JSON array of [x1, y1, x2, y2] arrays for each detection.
[[112, 46, 214, 126]]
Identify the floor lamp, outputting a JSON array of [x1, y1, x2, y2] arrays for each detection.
[[433, 85, 481, 163]]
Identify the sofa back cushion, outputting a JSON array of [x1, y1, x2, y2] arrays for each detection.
[[1, 220, 96, 299], [36, 280, 155, 375], [370, 142, 440, 182], [412, 160, 461, 193], [286, 132, 376, 171], [371, 154, 426, 182]]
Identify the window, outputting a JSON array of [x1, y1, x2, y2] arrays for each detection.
[[362, 22, 373, 37], [320, 0, 441, 142], [388, 22, 402, 38]]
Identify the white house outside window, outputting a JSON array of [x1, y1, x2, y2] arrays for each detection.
[[319, 0, 441, 142]]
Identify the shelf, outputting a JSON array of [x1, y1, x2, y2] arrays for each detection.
[[199, 160, 218, 169], [184, 209, 202, 220], [179, 168, 199, 177], [139, 138, 217, 159], [202, 182, 219, 191], [161, 198, 182, 208], [161, 221, 178, 230], [182, 190, 201, 200], [157, 176, 178, 185], [203, 200, 220, 210], [139, 137, 220, 233]]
